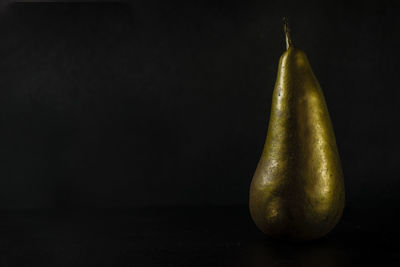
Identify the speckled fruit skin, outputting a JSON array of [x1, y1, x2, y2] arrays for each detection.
[[249, 47, 345, 240]]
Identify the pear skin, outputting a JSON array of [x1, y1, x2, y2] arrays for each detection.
[[249, 24, 345, 240]]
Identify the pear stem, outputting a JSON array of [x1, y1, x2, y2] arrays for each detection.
[[283, 17, 293, 50]]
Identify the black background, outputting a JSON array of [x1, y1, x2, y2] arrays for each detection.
[[0, 1, 399, 266]]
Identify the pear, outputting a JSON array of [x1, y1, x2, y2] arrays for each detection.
[[249, 19, 345, 240]]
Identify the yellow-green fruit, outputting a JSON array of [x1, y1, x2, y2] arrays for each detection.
[[249, 31, 345, 240]]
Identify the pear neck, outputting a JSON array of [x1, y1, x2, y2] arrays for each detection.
[[283, 17, 293, 50]]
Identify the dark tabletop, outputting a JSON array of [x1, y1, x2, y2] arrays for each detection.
[[0, 207, 398, 266]]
